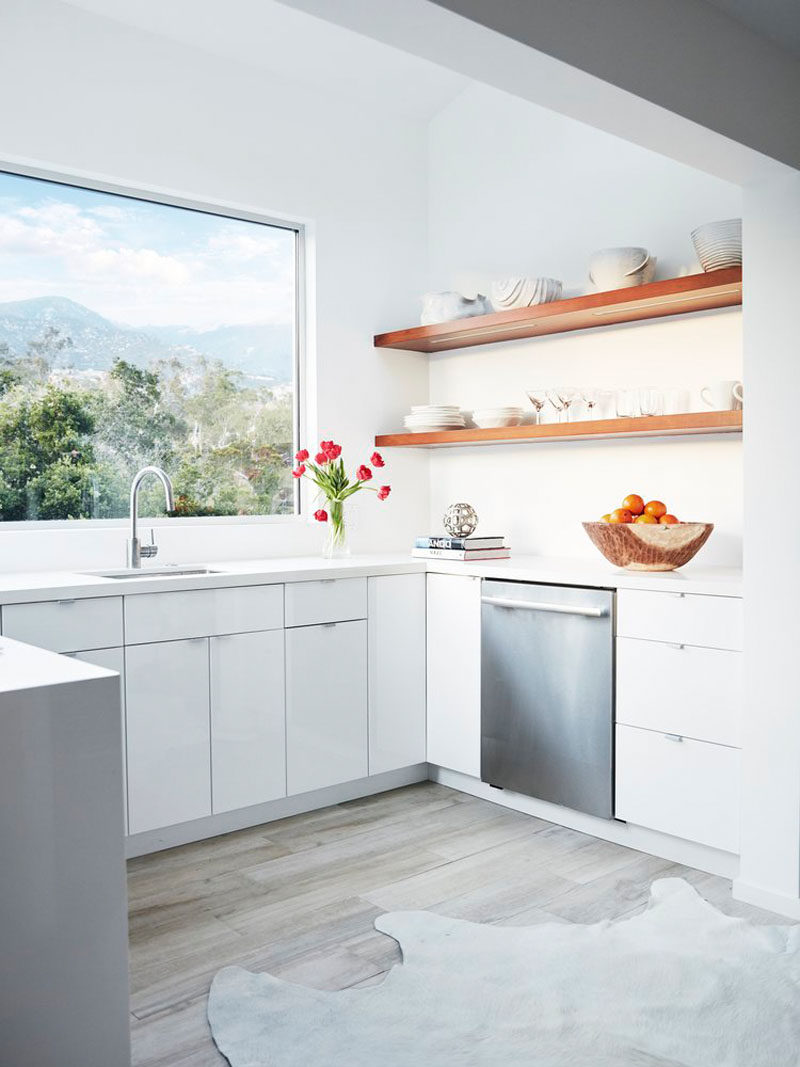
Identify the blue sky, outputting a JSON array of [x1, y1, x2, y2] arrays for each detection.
[[0, 171, 295, 330]]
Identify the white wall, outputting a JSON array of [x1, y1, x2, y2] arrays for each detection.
[[0, 0, 430, 571], [426, 85, 743, 564], [735, 170, 800, 917]]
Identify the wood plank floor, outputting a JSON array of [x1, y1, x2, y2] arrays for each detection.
[[128, 782, 791, 1065]]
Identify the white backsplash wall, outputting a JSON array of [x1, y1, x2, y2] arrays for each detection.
[[426, 84, 743, 564], [0, 0, 431, 572]]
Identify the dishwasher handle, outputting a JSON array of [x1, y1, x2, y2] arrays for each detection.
[[481, 594, 609, 618]]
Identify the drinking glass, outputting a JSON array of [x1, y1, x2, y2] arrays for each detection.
[[638, 387, 663, 417], [526, 389, 548, 425], [615, 389, 640, 418], [546, 389, 566, 422]]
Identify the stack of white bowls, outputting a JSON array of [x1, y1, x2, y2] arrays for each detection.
[[691, 218, 742, 271], [490, 276, 563, 311], [471, 406, 523, 429], [403, 405, 466, 433]]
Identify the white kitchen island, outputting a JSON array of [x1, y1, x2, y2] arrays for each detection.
[[0, 638, 130, 1067]]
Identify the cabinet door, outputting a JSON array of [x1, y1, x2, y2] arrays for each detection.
[[70, 647, 127, 833], [426, 573, 482, 777], [126, 639, 211, 835], [286, 620, 368, 794], [616, 724, 740, 853], [368, 574, 426, 774], [210, 631, 286, 814]]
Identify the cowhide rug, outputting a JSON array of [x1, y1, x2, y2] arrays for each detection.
[[208, 878, 800, 1065]]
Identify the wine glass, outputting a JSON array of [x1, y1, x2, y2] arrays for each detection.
[[546, 389, 566, 423], [552, 386, 579, 422], [581, 388, 600, 420], [526, 389, 548, 425]]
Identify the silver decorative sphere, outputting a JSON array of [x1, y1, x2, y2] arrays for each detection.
[[443, 502, 478, 538]]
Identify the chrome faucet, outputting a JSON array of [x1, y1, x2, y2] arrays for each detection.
[[127, 466, 175, 568]]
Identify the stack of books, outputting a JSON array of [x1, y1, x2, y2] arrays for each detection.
[[412, 535, 510, 561]]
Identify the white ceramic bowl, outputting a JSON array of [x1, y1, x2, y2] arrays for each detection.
[[589, 247, 656, 290], [490, 276, 563, 310], [691, 218, 742, 271]]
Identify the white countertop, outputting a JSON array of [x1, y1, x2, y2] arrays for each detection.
[[0, 553, 742, 604], [0, 636, 116, 693]]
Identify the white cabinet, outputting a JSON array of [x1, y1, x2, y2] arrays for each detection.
[[616, 724, 740, 853], [616, 637, 742, 747], [284, 578, 367, 627], [70, 647, 128, 832], [126, 639, 211, 834], [124, 584, 283, 644], [426, 573, 481, 777], [210, 631, 286, 813], [368, 574, 426, 774], [286, 620, 368, 794], [2, 595, 123, 653], [617, 589, 742, 650]]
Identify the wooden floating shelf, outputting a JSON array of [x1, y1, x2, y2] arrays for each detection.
[[374, 268, 742, 353], [375, 411, 742, 448]]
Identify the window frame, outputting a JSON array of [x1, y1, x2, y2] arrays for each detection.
[[0, 160, 308, 528]]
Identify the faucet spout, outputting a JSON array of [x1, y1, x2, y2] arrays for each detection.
[[127, 466, 175, 569]]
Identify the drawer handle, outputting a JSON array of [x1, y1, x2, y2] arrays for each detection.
[[322, 622, 337, 628], [319, 579, 337, 585], [668, 643, 686, 651], [58, 599, 76, 606], [664, 733, 684, 742]]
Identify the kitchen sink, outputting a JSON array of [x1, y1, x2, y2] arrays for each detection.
[[88, 567, 222, 580]]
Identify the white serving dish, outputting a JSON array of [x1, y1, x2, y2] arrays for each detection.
[[420, 292, 492, 325]]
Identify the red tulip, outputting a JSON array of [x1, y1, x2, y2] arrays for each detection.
[[371, 451, 385, 468], [377, 485, 391, 501], [295, 449, 309, 463], [313, 509, 328, 522], [326, 443, 342, 460], [320, 440, 333, 450], [292, 464, 306, 478], [315, 451, 329, 465], [356, 464, 372, 481]]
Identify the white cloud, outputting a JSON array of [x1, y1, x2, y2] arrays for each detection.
[[84, 246, 192, 285]]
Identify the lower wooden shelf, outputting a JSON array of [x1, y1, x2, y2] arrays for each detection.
[[375, 410, 742, 448]]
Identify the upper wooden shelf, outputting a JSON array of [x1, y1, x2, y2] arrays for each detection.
[[374, 268, 742, 353]]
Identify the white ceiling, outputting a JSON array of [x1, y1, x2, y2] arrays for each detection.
[[704, 0, 800, 58], [61, 0, 469, 120]]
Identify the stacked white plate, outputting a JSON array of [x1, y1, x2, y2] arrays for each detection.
[[472, 406, 524, 429], [691, 218, 742, 271], [403, 405, 466, 433], [490, 276, 563, 311]]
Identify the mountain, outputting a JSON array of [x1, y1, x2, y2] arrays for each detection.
[[145, 321, 294, 383], [0, 297, 293, 383]]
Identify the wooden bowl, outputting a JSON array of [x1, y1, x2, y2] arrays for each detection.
[[582, 521, 714, 571]]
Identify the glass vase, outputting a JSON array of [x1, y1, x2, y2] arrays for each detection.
[[322, 498, 349, 559]]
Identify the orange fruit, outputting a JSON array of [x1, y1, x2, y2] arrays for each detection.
[[609, 508, 633, 524], [622, 494, 645, 516], [634, 513, 658, 523], [600, 513, 612, 523], [644, 500, 667, 518], [659, 514, 679, 524]]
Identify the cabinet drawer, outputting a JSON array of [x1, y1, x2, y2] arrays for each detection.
[[616, 638, 742, 747], [615, 724, 740, 853], [124, 584, 283, 644], [284, 578, 367, 628], [2, 596, 123, 653], [617, 589, 742, 650]]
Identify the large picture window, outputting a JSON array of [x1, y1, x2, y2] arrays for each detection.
[[0, 171, 300, 522]]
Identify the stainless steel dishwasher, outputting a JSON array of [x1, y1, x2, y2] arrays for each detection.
[[481, 579, 615, 819]]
